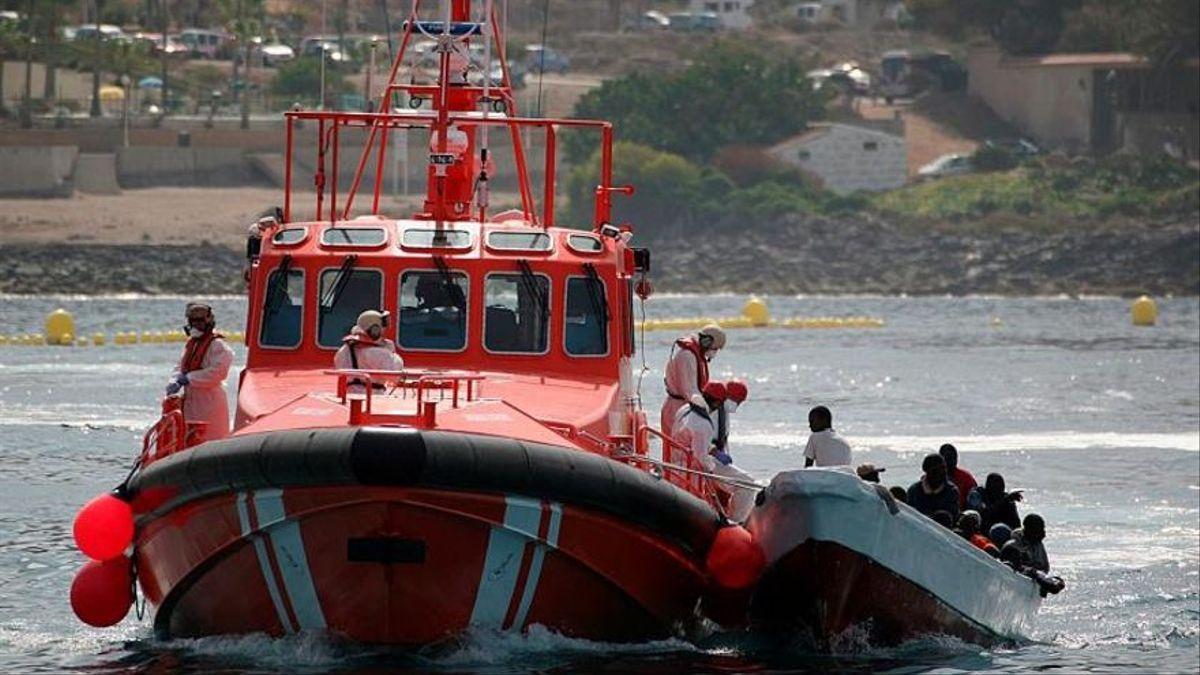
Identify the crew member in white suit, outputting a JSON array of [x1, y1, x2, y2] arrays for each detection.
[[166, 302, 235, 441], [673, 380, 758, 522]]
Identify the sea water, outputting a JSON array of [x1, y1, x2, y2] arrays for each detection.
[[0, 294, 1196, 674]]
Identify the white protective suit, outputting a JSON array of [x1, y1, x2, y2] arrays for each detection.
[[173, 336, 235, 442], [672, 402, 757, 522], [333, 327, 404, 388], [661, 342, 706, 442]]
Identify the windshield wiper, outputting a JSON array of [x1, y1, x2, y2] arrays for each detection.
[[582, 263, 609, 325], [264, 255, 293, 318], [517, 260, 548, 323], [320, 254, 358, 313], [433, 255, 467, 311]]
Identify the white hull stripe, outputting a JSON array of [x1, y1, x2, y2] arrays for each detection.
[[511, 502, 562, 630], [236, 493, 295, 634], [470, 496, 546, 629], [253, 489, 328, 631]]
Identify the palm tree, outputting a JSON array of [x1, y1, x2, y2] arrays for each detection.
[[0, 18, 23, 117], [89, 0, 106, 117]]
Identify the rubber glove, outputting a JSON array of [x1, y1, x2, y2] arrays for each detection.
[[711, 449, 733, 466], [165, 380, 183, 396]]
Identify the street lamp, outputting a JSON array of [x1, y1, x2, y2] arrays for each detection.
[[120, 73, 131, 147]]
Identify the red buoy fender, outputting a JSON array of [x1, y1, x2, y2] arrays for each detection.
[[73, 493, 134, 561], [70, 556, 134, 627], [705, 525, 766, 591]]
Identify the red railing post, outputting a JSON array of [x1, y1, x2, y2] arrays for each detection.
[[543, 124, 556, 227]]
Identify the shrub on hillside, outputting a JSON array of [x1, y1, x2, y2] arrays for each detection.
[[971, 144, 1019, 172], [271, 58, 352, 106]]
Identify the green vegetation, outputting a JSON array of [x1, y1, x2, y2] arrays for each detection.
[[874, 155, 1199, 223], [564, 141, 866, 227], [270, 58, 353, 107], [566, 40, 826, 164]]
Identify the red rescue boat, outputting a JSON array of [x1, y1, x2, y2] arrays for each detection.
[[69, 0, 762, 644]]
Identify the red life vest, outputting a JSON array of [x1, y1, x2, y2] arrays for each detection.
[[667, 336, 709, 399], [179, 332, 222, 374]]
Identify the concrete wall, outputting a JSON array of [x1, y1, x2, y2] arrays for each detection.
[[116, 147, 259, 187], [1, 62, 93, 111], [0, 146, 78, 197], [968, 48, 1093, 152], [769, 123, 907, 194]]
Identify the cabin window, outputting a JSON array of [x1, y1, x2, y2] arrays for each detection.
[[317, 268, 384, 347], [321, 227, 387, 247], [401, 228, 471, 249], [565, 276, 608, 356], [487, 231, 553, 252], [484, 272, 549, 354], [567, 234, 603, 254], [259, 268, 305, 348], [398, 270, 469, 351], [272, 227, 307, 246]]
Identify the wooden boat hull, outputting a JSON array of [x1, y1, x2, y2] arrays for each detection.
[[129, 427, 721, 644]]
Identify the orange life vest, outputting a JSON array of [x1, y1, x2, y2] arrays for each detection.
[[179, 332, 222, 374], [669, 336, 709, 398]]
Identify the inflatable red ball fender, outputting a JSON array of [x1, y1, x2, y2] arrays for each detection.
[[705, 525, 767, 591], [70, 556, 134, 627], [73, 493, 134, 561]]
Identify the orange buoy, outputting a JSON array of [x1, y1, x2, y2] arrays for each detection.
[[705, 525, 766, 591], [69, 556, 134, 627], [73, 493, 134, 561]]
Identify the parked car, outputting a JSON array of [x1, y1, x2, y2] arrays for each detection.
[[0, 10, 20, 24], [72, 24, 128, 43], [252, 38, 295, 67], [918, 153, 973, 179], [809, 61, 871, 95], [178, 29, 229, 59], [667, 12, 720, 32], [300, 36, 354, 67], [133, 32, 190, 58], [878, 49, 967, 103], [626, 10, 670, 30], [468, 61, 526, 89], [983, 138, 1041, 158], [524, 44, 569, 74]]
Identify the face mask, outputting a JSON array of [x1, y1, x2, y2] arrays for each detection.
[[723, 400, 739, 415], [367, 325, 383, 340], [187, 326, 205, 339]]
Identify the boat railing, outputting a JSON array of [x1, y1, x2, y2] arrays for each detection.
[[637, 425, 720, 500], [325, 368, 486, 426], [139, 406, 188, 467]]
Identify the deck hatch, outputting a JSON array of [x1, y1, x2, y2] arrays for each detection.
[[401, 228, 472, 250]]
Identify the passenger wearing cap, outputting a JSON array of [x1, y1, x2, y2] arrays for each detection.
[[661, 324, 726, 451], [165, 302, 235, 441], [856, 463, 885, 483], [334, 310, 404, 390], [803, 405, 852, 467], [672, 379, 757, 522]]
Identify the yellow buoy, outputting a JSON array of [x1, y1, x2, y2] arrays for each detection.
[[32, 333, 45, 345], [140, 331, 154, 343], [742, 296, 770, 327], [45, 309, 75, 346], [92, 332, 106, 346], [60, 333, 74, 345], [0, 336, 8, 346], [75, 337, 88, 347], [1131, 295, 1157, 326]]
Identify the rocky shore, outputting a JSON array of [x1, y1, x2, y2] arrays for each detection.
[[1, 214, 1197, 296]]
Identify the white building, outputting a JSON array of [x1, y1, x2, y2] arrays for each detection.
[[689, 0, 755, 30], [797, 0, 908, 27], [766, 122, 907, 194]]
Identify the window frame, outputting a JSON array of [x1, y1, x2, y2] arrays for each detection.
[[396, 267, 471, 354], [562, 274, 611, 359], [399, 227, 473, 252], [566, 233, 604, 255], [485, 230, 555, 254], [482, 270, 553, 356], [314, 265, 386, 350], [271, 226, 308, 247], [256, 266, 306, 350], [319, 227, 389, 249]]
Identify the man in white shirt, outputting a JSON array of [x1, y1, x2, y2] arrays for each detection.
[[803, 405, 852, 467]]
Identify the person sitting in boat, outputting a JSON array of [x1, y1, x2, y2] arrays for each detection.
[[661, 324, 726, 443], [966, 472, 1023, 531], [956, 510, 1000, 557], [803, 405, 852, 467], [673, 380, 756, 522], [906, 453, 960, 521], [889, 485, 908, 504], [1010, 513, 1051, 572], [164, 302, 235, 442], [939, 443, 977, 511], [856, 462, 885, 483], [988, 522, 1013, 549], [334, 310, 404, 391]]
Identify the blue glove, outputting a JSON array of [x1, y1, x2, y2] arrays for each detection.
[[165, 380, 183, 395], [712, 450, 733, 466]]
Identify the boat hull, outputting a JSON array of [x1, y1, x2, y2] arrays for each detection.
[[129, 427, 721, 644], [746, 469, 1041, 646]]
